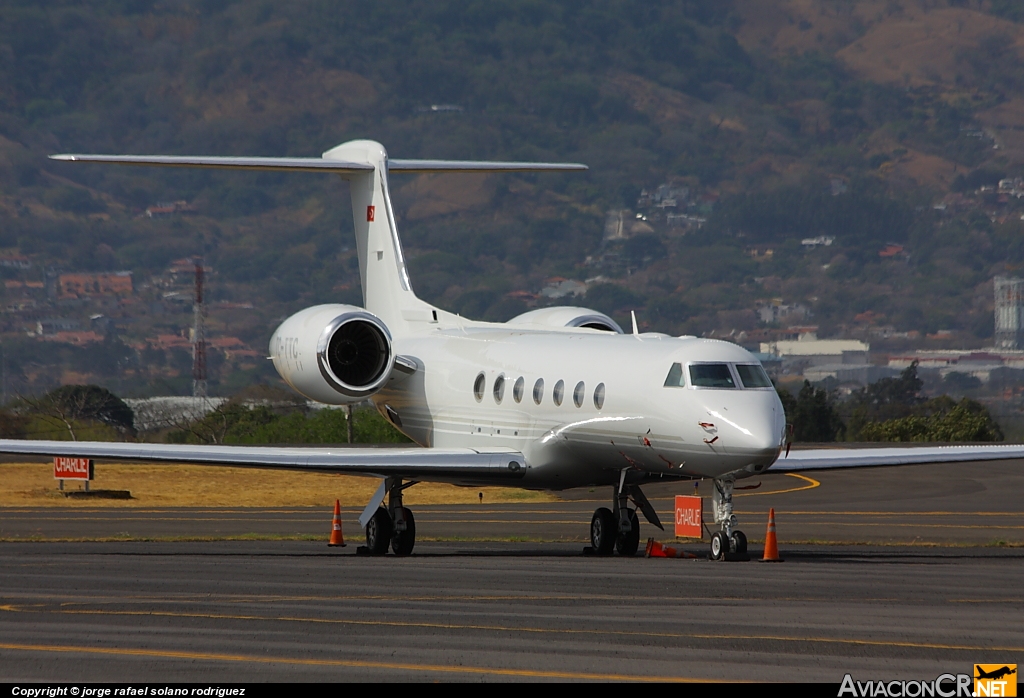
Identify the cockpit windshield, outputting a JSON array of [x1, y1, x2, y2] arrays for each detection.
[[735, 364, 773, 388], [688, 363, 736, 388], [664, 362, 774, 389]]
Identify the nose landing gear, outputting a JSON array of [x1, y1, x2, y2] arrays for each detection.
[[710, 477, 749, 561]]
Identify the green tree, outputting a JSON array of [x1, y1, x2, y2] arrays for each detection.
[[167, 402, 411, 445], [858, 397, 1002, 443], [845, 362, 924, 439], [778, 381, 845, 442], [17, 385, 134, 440]]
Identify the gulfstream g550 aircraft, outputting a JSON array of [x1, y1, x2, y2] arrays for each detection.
[[4, 139, 1024, 559]]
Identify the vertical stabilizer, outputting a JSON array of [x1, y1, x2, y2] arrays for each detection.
[[322, 140, 433, 333]]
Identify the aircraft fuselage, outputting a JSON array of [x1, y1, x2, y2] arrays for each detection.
[[375, 327, 787, 490]]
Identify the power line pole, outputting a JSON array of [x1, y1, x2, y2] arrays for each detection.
[[192, 257, 207, 401]]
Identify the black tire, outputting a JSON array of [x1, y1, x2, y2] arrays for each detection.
[[590, 507, 616, 556], [710, 531, 727, 561], [365, 507, 393, 555], [730, 530, 747, 555], [391, 507, 416, 556], [615, 509, 640, 557]]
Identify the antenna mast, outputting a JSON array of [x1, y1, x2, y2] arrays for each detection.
[[192, 257, 207, 400]]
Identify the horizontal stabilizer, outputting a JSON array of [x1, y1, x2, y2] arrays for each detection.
[[389, 159, 587, 172], [49, 154, 374, 173], [50, 154, 587, 173]]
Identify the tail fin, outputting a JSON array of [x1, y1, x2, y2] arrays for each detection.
[[51, 141, 586, 334], [323, 140, 429, 332]]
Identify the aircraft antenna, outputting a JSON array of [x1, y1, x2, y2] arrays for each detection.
[[192, 257, 208, 401]]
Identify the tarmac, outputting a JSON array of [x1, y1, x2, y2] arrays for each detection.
[[1, 460, 1022, 682]]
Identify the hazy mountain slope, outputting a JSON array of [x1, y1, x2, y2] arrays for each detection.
[[0, 1, 1023, 395]]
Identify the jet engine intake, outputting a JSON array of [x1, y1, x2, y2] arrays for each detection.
[[318, 312, 391, 395], [270, 304, 395, 404]]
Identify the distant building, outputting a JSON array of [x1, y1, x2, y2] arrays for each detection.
[[803, 364, 898, 384], [801, 236, 834, 248], [604, 210, 628, 241], [0, 253, 31, 269], [994, 276, 1024, 350], [59, 272, 133, 300], [760, 337, 870, 369], [757, 299, 809, 325], [144, 200, 196, 218], [36, 318, 80, 335]]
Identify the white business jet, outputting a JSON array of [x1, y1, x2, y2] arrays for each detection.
[[3, 139, 1024, 559]]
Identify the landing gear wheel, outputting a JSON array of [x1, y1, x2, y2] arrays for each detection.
[[710, 531, 727, 561], [365, 507, 393, 555], [391, 507, 416, 556], [590, 507, 617, 556], [615, 509, 641, 557], [729, 530, 747, 555]]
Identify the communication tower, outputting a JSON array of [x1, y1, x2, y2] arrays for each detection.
[[192, 257, 207, 399], [994, 276, 1024, 349]]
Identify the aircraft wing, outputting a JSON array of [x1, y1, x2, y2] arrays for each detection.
[[0, 439, 526, 483], [771, 444, 1024, 472]]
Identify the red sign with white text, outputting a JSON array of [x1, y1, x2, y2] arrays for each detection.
[[674, 495, 703, 538], [54, 457, 93, 481]]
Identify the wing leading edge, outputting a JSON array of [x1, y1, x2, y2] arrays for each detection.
[[771, 444, 1024, 472], [0, 439, 526, 483]]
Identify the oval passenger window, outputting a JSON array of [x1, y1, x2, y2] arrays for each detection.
[[553, 380, 564, 406], [594, 383, 605, 409], [473, 372, 485, 402], [533, 378, 544, 405], [493, 374, 505, 403], [573, 381, 585, 408], [513, 376, 525, 403]]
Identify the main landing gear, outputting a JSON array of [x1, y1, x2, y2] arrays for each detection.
[[589, 470, 663, 557], [363, 477, 418, 556], [709, 478, 748, 561]]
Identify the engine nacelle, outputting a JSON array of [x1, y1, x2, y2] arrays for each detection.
[[269, 304, 395, 405], [507, 306, 624, 333]]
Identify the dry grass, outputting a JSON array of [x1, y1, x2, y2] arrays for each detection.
[[0, 462, 556, 508], [734, 0, 892, 55], [836, 8, 1024, 87], [978, 98, 1024, 163]]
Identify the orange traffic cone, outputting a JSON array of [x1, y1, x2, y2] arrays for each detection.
[[762, 507, 781, 562], [328, 499, 346, 547], [645, 538, 697, 559]]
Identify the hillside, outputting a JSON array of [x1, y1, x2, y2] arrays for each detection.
[[1, 1, 1023, 396]]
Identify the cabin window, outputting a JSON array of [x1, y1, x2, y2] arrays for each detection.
[[493, 374, 505, 403], [736, 364, 773, 389], [664, 362, 685, 387], [533, 378, 544, 405], [513, 376, 525, 403], [473, 372, 485, 402], [573, 381, 585, 408], [594, 383, 605, 409], [688, 363, 737, 388], [553, 379, 564, 406]]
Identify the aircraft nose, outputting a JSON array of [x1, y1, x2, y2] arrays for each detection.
[[710, 393, 785, 457]]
